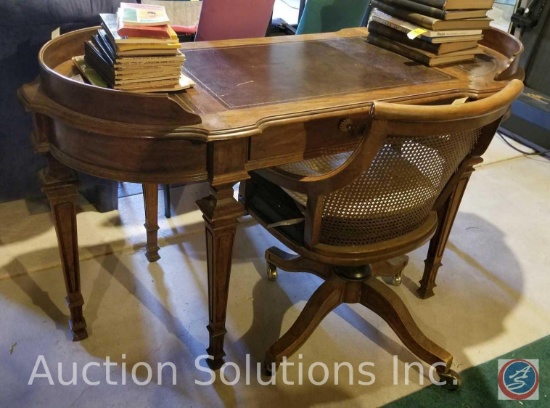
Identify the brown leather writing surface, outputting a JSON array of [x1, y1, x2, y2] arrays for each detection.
[[183, 37, 452, 108]]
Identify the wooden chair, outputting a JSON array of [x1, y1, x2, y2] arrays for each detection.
[[241, 79, 524, 387]]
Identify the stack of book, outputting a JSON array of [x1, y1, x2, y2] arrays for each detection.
[[367, 0, 496, 67], [74, 2, 193, 92]]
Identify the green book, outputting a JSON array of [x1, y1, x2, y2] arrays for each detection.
[[72, 56, 108, 88]]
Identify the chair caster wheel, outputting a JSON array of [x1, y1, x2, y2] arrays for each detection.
[[392, 271, 403, 286], [267, 262, 278, 281], [438, 369, 461, 390], [264, 361, 275, 376]]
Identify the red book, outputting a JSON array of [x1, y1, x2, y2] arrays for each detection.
[[117, 23, 172, 39]]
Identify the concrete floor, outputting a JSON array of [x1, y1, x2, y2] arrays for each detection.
[[1, 134, 549, 407]]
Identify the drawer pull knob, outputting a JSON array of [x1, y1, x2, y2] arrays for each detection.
[[338, 118, 353, 133]]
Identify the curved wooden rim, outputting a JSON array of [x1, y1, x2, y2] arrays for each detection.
[[373, 79, 524, 122]]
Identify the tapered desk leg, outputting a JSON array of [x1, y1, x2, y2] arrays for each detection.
[[419, 174, 472, 299], [142, 183, 160, 262], [41, 155, 87, 341], [197, 183, 246, 369]]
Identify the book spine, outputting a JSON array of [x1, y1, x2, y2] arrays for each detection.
[[370, 16, 411, 35], [371, 1, 437, 30], [426, 29, 481, 37], [419, 0, 496, 11], [371, 11, 483, 37], [97, 30, 118, 60], [367, 34, 430, 65], [100, 24, 116, 50], [92, 35, 115, 66], [84, 42, 114, 86], [407, 0, 446, 9], [368, 21, 439, 54], [117, 25, 172, 39], [376, 0, 445, 20], [100, 14, 123, 42]]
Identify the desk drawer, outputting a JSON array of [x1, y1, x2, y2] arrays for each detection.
[[248, 113, 370, 169]]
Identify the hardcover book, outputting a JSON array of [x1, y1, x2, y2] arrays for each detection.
[[370, 10, 484, 39], [368, 21, 479, 55], [408, 0, 496, 10], [117, 22, 173, 39], [118, 2, 170, 26], [100, 14, 179, 46], [115, 47, 182, 57], [371, 1, 492, 30], [375, 0, 489, 20], [91, 34, 115, 66], [111, 54, 185, 67], [112, 66, 183, 78], [84, 41, 115, 85], [98, 29, 180, 57], [84, 40, 183, 81], [367, 33, 477, 66], [72, 56, 108, 88], [118, 76, 195, 93]]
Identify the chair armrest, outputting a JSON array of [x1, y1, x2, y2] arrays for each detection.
[[256, 109, 382, 198], [255, 152, 352, 194]]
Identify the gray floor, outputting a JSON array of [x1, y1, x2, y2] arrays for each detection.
[[1, 134, 550, 407]]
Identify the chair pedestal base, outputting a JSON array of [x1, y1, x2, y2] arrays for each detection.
[[263, 247, 458, 388]]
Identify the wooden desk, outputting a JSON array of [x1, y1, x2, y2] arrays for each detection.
[[18, 27, 521, 369]]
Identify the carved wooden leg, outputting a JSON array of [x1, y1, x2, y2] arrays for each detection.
[[419, 174, 472, 299], [265, 276, 345, 372], [197, 184, 246, 369], [41, 155, 87, 341], [265, 246, 332, 281], [361, 278, 452, 371], [142, 183, 160, 262]]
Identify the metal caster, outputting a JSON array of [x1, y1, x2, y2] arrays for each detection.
[[392, 271, 403, 286], [264, 361, 275, 376], [267, 262, 278, 281], [438, 369, 462, 390]]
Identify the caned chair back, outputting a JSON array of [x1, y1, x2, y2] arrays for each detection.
[[272, 80, 524, 250]]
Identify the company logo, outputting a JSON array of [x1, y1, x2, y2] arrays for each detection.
[[498, 359, 539, 400]]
